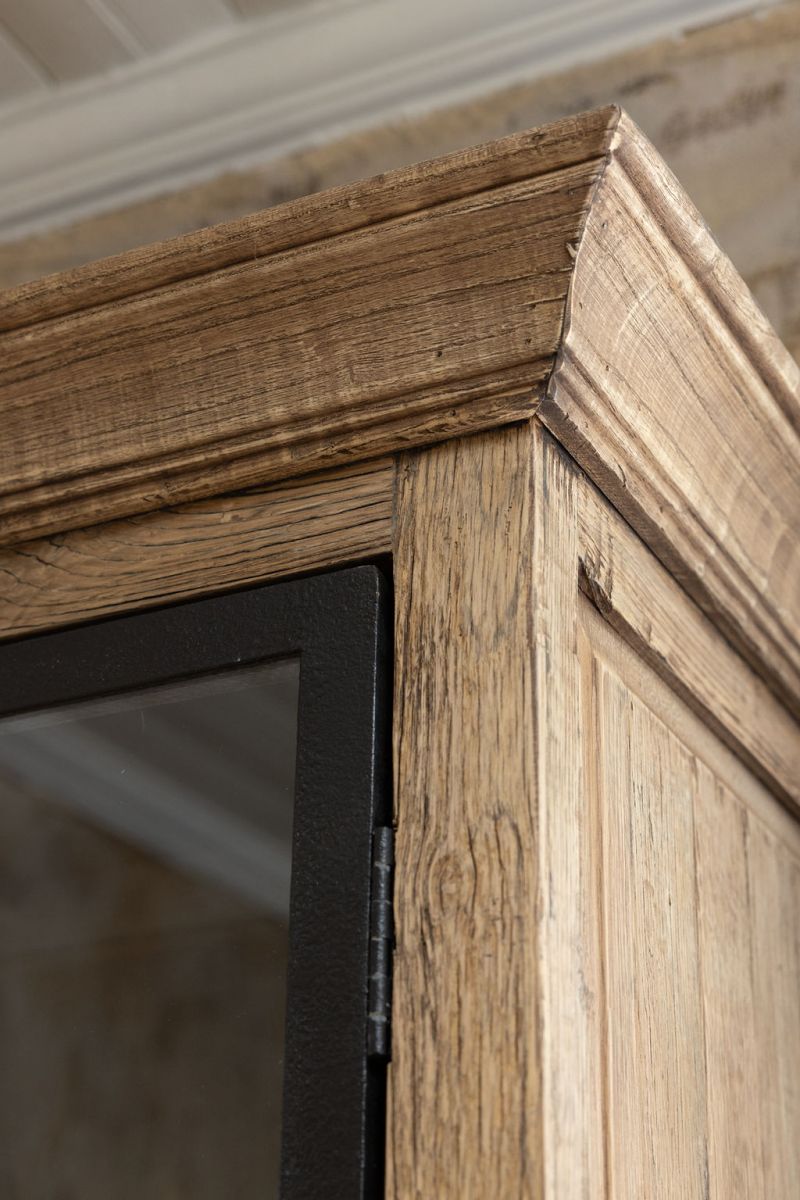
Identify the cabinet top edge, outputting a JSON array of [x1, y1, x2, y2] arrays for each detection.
[[0, 105, 620, 333]]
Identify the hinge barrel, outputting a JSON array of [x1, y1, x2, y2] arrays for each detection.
[[367, 825, 394, 1060]]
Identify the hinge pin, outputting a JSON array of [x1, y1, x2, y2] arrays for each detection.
[[367, 825, 394, 1060]]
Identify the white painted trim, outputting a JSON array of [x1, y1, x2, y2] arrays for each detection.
[[0, 0, 778, 240]]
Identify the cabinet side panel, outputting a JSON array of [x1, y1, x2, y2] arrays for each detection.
[[693, 770, 766, 1199], [388, 425, 542, 1198], [747, 820, 800, 1199], [582, 601, 800, 1200], [594, 657, 709, 1198], [533, 431, 606, 1199]]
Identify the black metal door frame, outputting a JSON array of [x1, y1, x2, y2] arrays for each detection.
[[0, 565, 392, 1199]]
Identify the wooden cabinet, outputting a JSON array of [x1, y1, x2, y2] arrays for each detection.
[[0, 105, 798, 1197]]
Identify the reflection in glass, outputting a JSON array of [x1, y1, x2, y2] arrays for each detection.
[[0, 658, 299, 1199]]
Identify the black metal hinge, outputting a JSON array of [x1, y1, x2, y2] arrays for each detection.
[[367, 826, 394, 1061]]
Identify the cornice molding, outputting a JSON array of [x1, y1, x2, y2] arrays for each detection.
[[542, 111, 800, 715], [0, 0, 774, 240], [0, 104, 797, 715]]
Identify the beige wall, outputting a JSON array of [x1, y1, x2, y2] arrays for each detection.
[[1, 2, 798, 361], [0, 775, 286, 1200]]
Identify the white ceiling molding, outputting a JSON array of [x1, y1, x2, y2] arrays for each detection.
[[0, 0, 779, 240]]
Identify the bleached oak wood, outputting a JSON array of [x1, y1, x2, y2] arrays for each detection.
[[594, 656, 709, 1198], [1, 104, 797, 716], [577, 477, 800, 814], [693, 770, 765, 1200], [0, 98, 797, 1200], [388, 425, 542, 1199], [531, 428, 605, 1199], [0, 459, 394, 639], [581, 601, 800, 1200], [0, 110, 614, 546], [516, 435, 800, 1200], [0, 159, 577, 543], [747, 820, 800, 1200], [542, 109, 800, 713]]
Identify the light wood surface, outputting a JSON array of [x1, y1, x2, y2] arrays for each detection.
[[4, 4, 797, 373], [693, 769, 766, 1198], [746, 812, 800, 1199], [593, 655, 709, 1197], [0, 143, 586, 541], [0, 459, 394, 639], [542, 109, 800, 713], [389, 426, 800, 1197], [0, 93, 797, 1200], [1, 104, 797, 719], [388, 425, 542, 1199], [0, 108, 614, 331], [582, 600, 800, 1200], [524, 432, 800, 1199], [530, 426, 604, 1199], [578, 478, 800, 814]]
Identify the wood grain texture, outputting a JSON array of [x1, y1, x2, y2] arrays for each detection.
[[0, 459, 393, 639], [542, 110, 800, 714], [1, 101, 798, 723], [747, 816, 800, 1200], [693, 770, 765, 1200], [526, 433, 800, 1200], [582, 602, 800, 1200], [0, 108, 616, 332], [0, 143, 602, 542], [595, 657, 709, 1198], [578, 477, 800, 815], [532, 429, 605, 1199], [388, 425, 541, 1199]]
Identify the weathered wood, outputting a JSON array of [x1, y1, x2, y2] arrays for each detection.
[[747, 819, 800, 1200], [528, 434, 800, 1199], [0, 147, 600, 541], [0, 459, 394, 639], [581, 601, 800, 1200], [595, 656, 709, 1198], [532, 428, 605, 1199], [1, 104, 797, 717], [0, 108, 616, 332], [388, 425, 541, 1198], [4, 6, 799, 368], [693, 771, 766, 1200], [578, 478, 800, 814], [542, 110, 800, 713]]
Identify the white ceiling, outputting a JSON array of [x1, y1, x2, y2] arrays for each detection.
[[0, 0, 782, 241], [0, 0, 295, 97]]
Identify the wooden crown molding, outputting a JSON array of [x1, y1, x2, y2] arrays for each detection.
[[0, 106, 615, 545], [0, 104, 798, 713], [541, 110, 800, 717]]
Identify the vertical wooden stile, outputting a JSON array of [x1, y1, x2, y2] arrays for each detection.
[[532, 430, 605, 1200], [388, 424, 542, 1198]]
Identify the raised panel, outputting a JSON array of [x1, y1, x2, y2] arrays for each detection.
[[746, 817, 800, 1198], [592, 655, 709, 1198], [693, 771, 765, 1199], [581, 601, 800, 1200]]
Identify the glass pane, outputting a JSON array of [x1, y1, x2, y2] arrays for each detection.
[[0, 657, 300, 1200]]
